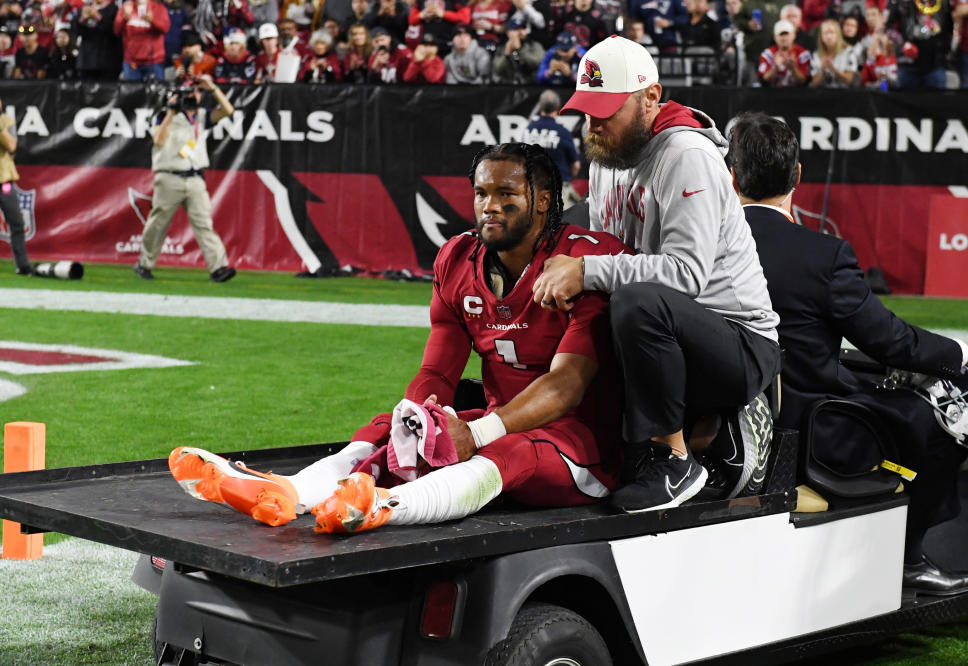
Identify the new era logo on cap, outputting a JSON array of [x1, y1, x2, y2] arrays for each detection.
[[561, 35, 660, 119]]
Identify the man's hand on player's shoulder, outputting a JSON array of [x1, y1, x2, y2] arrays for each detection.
[[533, 254, 583, 312]]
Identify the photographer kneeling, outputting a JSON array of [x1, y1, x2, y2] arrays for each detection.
[[134, 75, 236, 283]]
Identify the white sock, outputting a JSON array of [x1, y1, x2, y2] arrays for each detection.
[[287, 441, 377, 510], [387, 456, 503, 525]]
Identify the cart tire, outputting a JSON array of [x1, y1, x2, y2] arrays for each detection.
[[484, 602, 612, 666]]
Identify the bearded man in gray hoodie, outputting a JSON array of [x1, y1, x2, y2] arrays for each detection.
[[532, 36, 781, 514]]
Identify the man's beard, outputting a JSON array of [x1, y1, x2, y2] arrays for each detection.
[[477, 208, 535, 252], [584, 106, 651, 170]]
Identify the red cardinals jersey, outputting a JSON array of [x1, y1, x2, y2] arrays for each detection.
[[406, 225, 630, 434]]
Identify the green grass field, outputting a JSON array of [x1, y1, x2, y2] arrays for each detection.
[[1, 260, 967, 665]]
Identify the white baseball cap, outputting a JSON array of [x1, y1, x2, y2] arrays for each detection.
[[773, 19, 796, 35], [259, 23, 279, 40], [561, 35, 659, 119]]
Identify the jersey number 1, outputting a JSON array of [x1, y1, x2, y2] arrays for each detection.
[[495, 339, 526, 369]]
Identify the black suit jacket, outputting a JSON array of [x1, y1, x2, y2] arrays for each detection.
[[746, 205, 965, 464], [747, 204, 968, 541]]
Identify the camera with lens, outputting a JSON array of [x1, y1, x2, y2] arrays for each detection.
[[167, 85, 199, 112]]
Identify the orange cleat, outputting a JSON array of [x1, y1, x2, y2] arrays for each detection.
[[311, 472, 397, 534], [168, 446, 301, 527]]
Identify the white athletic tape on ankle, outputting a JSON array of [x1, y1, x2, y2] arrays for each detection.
[[467, 412, 506, 449]]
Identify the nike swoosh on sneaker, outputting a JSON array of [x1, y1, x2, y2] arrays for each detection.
[[664, 464, 693, 498]]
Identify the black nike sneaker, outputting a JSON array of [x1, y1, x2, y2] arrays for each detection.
[[611, 444, 708, 513]]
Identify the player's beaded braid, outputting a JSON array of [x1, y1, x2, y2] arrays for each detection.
[[467, 142, 565, 258]]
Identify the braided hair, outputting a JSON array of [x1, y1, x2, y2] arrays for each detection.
[[467, 142, 565, 257]]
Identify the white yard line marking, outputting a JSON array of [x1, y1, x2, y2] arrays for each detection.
[[0, 288, 431, 328]]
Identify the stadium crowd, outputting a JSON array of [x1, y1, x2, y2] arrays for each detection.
[[0, 0, 962, 88]]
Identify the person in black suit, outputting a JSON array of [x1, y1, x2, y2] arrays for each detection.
[[727, 111, 968, 596]]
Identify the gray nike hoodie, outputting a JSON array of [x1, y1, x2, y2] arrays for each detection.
[[583, 103, 779, 341]]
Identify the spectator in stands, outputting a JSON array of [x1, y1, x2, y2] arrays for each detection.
[[536, 30, 584, 84], [625, 18, 652, 45], [887, 0, 952, 89], [859, 22, 897, 86], [0, 97, 31, 275], [73, 0, 123, 80], [408, 0, 471, 56], [809, 17, 858, 85], [635, 0, 688, 52], [162, 0, 192, 69], [758, 18, 810, 85], [507, 0, 549, 44], [115, 0, 171, 81], [342, 22, 373, 82], [802, 0, 832, 33], [0, 30, 14, 78], [175, 31, 217, 79], [734, 0, 780, 83], [321, 0, 354, 29], [0, 2, 22, 36], [339, 0, 370, 42], [445, 22, 491, 82], [365, 0, 410, 43], [491, 14, 544, 82], [254, 21, 280, 80], [248, 0, 279, 47], [469, 0, 512, 47], [28, 8, 56, 51], [953, 0, 967, 87], [279, 17, 312, 54], [523, 90, 581, 209], [561, 0, 608, 50], [728, 111, 968, 597], [302, 29, 344, 81], [281, 0, 315, 34], [840, 10, 863, 51], [214, 26, 257, 82], [682, 0, 722, 49], [780, 3, 817, 50], [367, 25, 411, 82], [194, 0, 254, 48], [13, 24, 48, 79], [595, 0, 625, 34], [47, 27, 78, 79], [403, 31, 446, 81]]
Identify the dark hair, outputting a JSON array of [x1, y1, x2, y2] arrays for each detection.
[[467, 142, 564, 255], [727, 112, 798, 201], [182, 31, 203, 49]]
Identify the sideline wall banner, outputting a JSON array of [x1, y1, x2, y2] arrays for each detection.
[[0, 83, 965, 293], [924, 196, 968, 299]]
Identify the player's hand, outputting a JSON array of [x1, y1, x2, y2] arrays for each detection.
[[197, 73, 216, 90], [533, 254, 583, 311], [447, 415, 477, 462]]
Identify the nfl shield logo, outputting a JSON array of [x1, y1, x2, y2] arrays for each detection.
[[0, 185, 36, 243], [497, 305, 512, 320]]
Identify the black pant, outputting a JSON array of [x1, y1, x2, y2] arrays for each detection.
[[610, 283, 781, 443], [0, 185, 30, 271]]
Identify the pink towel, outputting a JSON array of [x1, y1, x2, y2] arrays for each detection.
[[386, 399, 459, 482]]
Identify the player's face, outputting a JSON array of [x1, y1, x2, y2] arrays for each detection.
[[473, 159, 537, 252]]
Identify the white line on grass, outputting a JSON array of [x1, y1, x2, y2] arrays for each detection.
[[0, 288, 430, 328]]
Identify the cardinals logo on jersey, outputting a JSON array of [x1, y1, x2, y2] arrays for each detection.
[[580, 59, 604, 87]]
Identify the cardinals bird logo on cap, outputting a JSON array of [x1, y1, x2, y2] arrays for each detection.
[[580, 59, 604, 87]]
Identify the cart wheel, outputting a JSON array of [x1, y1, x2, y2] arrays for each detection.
[[484, 602, 612, 666]]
